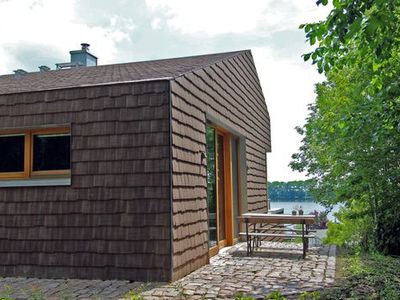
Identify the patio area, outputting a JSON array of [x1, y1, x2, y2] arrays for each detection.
[[0, 242, 336, 299], [143, 241, 336, 299]]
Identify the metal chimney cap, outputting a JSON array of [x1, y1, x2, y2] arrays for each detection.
[[81, 43, 90, 51], [39, 65, 51, 72], [14, 69, 28, 75]]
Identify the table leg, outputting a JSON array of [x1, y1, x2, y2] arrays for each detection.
[[302, 222, 306, 259], [257, 224, 261, 248], [305, 224, 309, 250], [253, 223, 257, 250], [245, 219, 251, 256]]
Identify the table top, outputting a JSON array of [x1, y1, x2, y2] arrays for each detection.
[[238, 213, 315, 225]]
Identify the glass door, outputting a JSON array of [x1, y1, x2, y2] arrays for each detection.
[[206, 126, 217, 249], [216, 133, 227, 247], [206, 125, 231, 254]]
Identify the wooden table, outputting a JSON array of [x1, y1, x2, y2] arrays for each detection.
[[238, 213, 316, 258]]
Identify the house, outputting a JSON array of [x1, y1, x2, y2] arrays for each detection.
[[0, 45, 271, 282]]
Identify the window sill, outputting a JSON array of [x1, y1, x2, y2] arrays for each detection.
[[0, 178, 71, 187]]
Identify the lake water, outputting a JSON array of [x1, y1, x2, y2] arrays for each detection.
[[270, 201, 340, 221]]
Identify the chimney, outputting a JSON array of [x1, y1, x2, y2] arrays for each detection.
[[69, 43, 97, 67], [13, 69, 28, 78], [55, 43, 98, 70], [81, 43, 90, 51], [14, 69, 28, 75], [38, 65, 51, 72]]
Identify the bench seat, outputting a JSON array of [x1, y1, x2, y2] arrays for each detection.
[[239, 232, 316, 239], [255, 227, 317, 233]]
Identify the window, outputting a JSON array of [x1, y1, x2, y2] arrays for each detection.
[[0, 127, 70, 180]]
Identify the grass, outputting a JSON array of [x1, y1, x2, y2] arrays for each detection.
[[234, 290, 287, 300], [123, 285, 146, 300], [334, 246, 348, 280], [319, 250, 400, 299], [0, 285, 14, 300], [234, 248, 400, 300]]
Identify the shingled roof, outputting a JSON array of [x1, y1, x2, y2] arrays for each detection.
[[0, 50, 247, 95]]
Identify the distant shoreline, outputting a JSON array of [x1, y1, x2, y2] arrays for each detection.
[[270, 200, 339, 221], [270, 199, 316, 202]]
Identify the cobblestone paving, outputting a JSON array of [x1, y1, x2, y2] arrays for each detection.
[[0, 277, 161, 300], [0, 242, 335, 299], [142, 242, 336, 299]]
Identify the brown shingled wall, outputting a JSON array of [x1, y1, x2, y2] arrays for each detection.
[[170, 51, 271, 280], [0, 81, 172, 281]]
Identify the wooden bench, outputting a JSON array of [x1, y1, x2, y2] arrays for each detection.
[[238, 213, 316, 258]]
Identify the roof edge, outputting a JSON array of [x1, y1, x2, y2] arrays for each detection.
[[0, 77, 172, 96], [173, 49, 251, 79]]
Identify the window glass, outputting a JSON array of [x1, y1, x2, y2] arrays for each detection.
[[217, 133, 226, 241], [0, 134, 25, 173], [231, 138, 240, 237], [33, 133, 70, 171], [206, 125, 217, 247]]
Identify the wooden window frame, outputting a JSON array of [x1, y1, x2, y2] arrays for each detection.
[[0, 127, 70, 180], [0, 131, 30, 180]]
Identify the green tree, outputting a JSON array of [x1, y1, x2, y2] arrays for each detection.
[[292, 0, 400, 254]]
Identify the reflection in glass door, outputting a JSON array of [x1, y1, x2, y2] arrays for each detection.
[[206, 126, 217, 248], [216, 133, 226, 245]]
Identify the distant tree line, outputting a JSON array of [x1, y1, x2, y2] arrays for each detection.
[[268, 180, 315, 202]]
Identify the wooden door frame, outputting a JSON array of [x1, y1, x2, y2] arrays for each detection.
[[207, 125, 234, 256], [232, 137, 242, 245], [222, 131, 234, 247]]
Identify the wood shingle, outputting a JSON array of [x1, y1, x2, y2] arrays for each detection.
[[0, 50, 270, 282]]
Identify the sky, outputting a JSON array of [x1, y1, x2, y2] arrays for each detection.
[[0, 0, 331, 182]]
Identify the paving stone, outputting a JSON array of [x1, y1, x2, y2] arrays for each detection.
[[0, 242, 335, 299]]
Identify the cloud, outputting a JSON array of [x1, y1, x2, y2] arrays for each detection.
[[146, 0, 270, 35], [0, 0, 132, 73], [0, 0, 331, 181], [252, 47, 325, 181], [143, 0, 331, 181], [3, 42, 63, 72], [145, 0, 331, 37], [151, 18, 162, 30]]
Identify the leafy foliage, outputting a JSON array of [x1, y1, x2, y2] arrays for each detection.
[[264, 290, 286, 300], [310, 210, 328, 229], [123, 285, 146, 300], [234, 290, 287, 300], [25, 285, 44, 300], [292, 0, 400, 255], [233, 292, 257, 300], [300, 0, 400, 77], [0, 285, 14, 300], [319, 253, 400, 299], [324, 204, 373, 249], [299, 291, 321, 300]]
